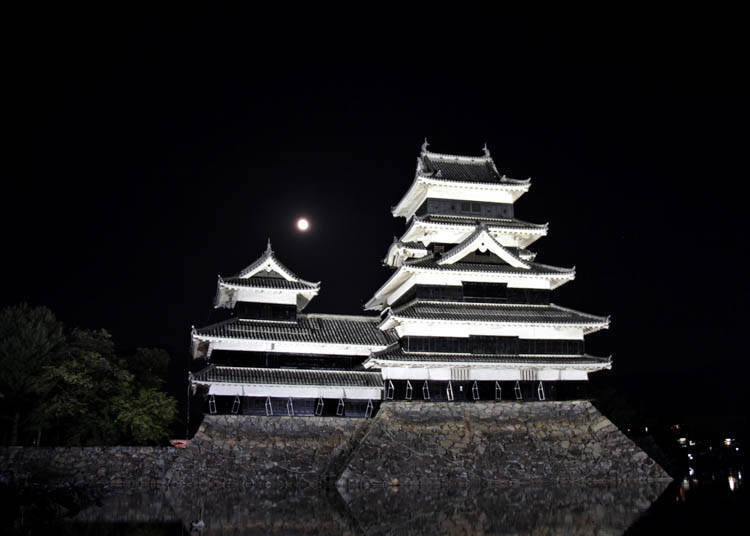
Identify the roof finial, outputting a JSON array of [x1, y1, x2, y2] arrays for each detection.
[[266, 238, 272, 252], [421, 137, 430, 154], [483, 142, 491, 157]]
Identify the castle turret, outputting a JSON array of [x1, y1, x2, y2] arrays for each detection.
[[190, 243, 391, 416], [364, 144, 610, 402]]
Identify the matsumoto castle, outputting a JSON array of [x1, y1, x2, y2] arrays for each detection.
[[189, 143, 611, 417]]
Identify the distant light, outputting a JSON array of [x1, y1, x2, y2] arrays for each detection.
[[688, 453, 693, 460], [689, 467, 695, 476], [689, 440, 696, 446], [296, 218, 310, 232], [724, 438, 733, 446], [678, 437, 687, 445], [728, 476, 738, 491], [644, 426, 649, 433]]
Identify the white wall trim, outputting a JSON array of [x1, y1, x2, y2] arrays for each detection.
[[191, 335, 390, 358], [195, 381, 382, 400]]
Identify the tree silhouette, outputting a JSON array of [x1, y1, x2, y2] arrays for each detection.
[[0, 304, 64, 445]]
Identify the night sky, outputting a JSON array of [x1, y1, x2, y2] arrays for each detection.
[[3, 10, 747, 419]]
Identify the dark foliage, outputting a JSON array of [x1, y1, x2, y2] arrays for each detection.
[[0, 304, 177, 446]]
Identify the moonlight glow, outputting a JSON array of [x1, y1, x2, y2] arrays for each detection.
[[296, 218, 310, 232]]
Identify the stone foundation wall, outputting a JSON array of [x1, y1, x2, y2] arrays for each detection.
[[0, 446, 178, 490], [1, 401, 669, 493], [337, 401, 669, 489], [165, 414, 370, 497]]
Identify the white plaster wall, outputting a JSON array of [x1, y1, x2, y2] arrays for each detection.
[[205, 383, 382, 400], [392, 321, 585, 340], [198, 337, 387, 357]]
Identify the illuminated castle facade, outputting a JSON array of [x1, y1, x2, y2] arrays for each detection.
[[189, 143, 610, 416]]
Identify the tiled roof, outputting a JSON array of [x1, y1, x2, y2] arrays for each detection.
[[420, 154, 528, 185], [416, 214, 547, 231], [390, 300, 609, 325], [194, 314, 397, 346], [193, 365, 383, 388], [397, 241, 427, 250], [406, 258, 573, 276], [232, 241, 319, 287], [221, 276, 318, 290], [371, 345, 611, 365]]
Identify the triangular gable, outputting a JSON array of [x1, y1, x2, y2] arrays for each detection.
[[236, 241, 318, 286], [238, 250, 298, 281], [437, 226, 530, 269]]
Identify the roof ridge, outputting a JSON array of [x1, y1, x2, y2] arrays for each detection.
[[422, 150, 493, 163], [529, 261, 575, 273], [417, 149, 532, 185], [403, 299, 549, 308], [236, 318, 298, 325], [549, 303, 610, 322], [302, 313, 381, 322], [194, 317, 239, 333]]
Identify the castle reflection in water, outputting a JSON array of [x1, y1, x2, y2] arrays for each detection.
[[66, 481, 668, 535]]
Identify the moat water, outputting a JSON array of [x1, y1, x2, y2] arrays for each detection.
[[3, 472, 747, 535]]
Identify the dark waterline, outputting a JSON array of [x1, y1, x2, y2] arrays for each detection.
[[3, 440, 748, 535], [5, 476, 746, 535]]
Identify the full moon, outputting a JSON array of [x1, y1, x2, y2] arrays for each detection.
[[296, 218, 310, 232]]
